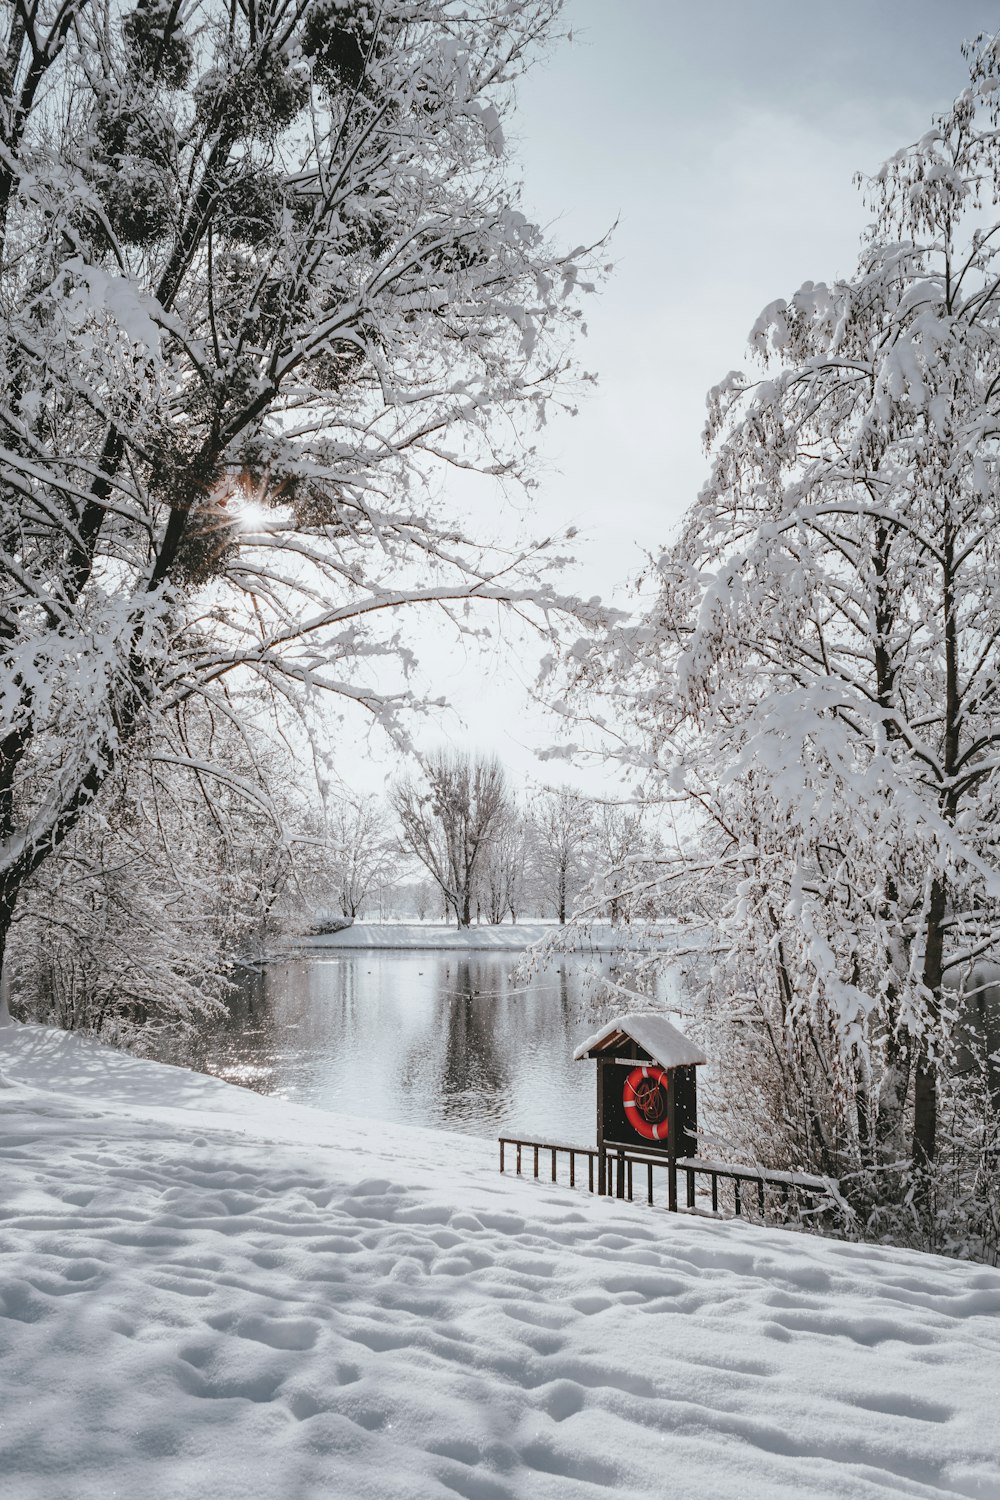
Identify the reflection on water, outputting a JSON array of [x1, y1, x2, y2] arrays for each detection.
[[176, 952, 687, 1144]]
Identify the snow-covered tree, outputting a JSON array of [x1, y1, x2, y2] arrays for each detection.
[[392, 749, 509, 927], [477, 806, 525, 922], [0, 0, 598, 982], [591, 804, 659, 925], [325, 796, 396, 920], [12, 702, 317, 1037], [406, 876, 437, 922], [569, 37, 1000, 1212], [527, 785, 593, 923]]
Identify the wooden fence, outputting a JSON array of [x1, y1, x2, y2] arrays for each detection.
[[498, 1134, 842, 1227]]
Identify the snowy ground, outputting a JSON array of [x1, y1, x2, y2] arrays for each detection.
[[2, 1024, 1000, 1500], [296, 922, 679, 952]]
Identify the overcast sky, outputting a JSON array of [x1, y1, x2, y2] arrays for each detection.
[[339, 0, 1000, 796]]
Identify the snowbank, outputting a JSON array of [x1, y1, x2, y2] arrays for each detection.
[[2, 1023, 999, 1499], [292, 921, 679, 952]]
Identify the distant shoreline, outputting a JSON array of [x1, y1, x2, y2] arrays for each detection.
[[284, 921, 682, 954]]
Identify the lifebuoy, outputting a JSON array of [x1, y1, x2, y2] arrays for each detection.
[[623, 1065, 669, 1142]]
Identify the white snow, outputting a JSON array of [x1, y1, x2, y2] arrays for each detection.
[[2, 1023, 1000, 1500], [573, 1011, 709, 1068]]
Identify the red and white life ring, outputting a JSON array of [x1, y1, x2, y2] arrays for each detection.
[[623, 1065, 670, 1142]]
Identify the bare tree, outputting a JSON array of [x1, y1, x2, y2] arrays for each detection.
[[593, 807, 652, 925], [12, 709, 315, 1037], [327, 798, 397, 920], [410, 878, 435, 922], [478, 811, 526, 923], [392, 751, 509, 928], [528, 787, 594, 924]]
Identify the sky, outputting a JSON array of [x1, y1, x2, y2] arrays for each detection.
[[338, 0, 1000, 798]]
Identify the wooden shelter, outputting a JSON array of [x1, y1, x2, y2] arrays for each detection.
[[500, 1011, 838, 1224], [574, 1012, 706, 1196]]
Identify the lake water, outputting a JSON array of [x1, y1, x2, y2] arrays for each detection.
[[180, 950, 688, 1145]]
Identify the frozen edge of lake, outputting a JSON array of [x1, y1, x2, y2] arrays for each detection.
[[288, 921, 682, 952]]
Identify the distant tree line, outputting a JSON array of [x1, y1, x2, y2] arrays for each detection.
[[318, 747, 667, 930]]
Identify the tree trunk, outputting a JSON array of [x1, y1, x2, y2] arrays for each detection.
[[0, 892, 15, 1025], [913, 874, 948, 1167], [875, 1021, 911, 1161], [912, 1050, 938, 1169], [0, 940, 12, 1027]]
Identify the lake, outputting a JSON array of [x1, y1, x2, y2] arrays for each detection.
[[179, 950, 688, 1145]]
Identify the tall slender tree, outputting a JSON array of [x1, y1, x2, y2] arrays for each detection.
[[478, 808, 525, 923], [528, 786, 593, 924]]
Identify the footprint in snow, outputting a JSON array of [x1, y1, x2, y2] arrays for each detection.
[[569, 1294, 612, 1315], [767, 1309, 938, 1346], [599, 1272, 688, 1300], [434, 1251, 494, 1276], [233, 1314, 319, 1351], [434, 1464, 517, 1500], [852, 1392, 953, 1423], [537, 1380, 586, 1421], [349, 1323, 414, 1353], [348, 1178, 398, 1197], [56, 1187, 96, 1207], [502, 1303, 568, 1332], [286, 1390, 327, 1421], [62, 1257, 107, 1282]]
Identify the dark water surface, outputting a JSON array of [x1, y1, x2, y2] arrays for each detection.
[[180, 951, 686, 1144]]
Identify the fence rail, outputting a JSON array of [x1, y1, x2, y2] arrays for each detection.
[[498, 1135, 840, 1227]]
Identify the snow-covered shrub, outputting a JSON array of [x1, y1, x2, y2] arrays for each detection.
[[8, 705, 336, 1044]]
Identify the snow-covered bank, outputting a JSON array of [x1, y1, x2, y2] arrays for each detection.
[[2, 1025, 999, 1500], [293, 921, 680, 952]]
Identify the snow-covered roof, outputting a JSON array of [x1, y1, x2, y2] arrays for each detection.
[[573, 1012, 707, 1069]]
